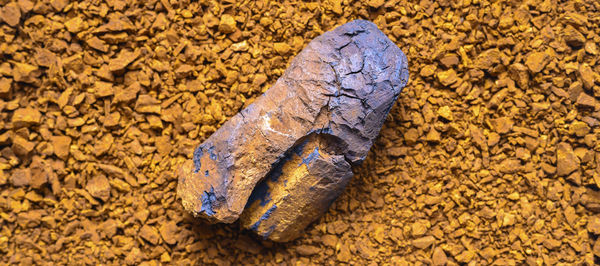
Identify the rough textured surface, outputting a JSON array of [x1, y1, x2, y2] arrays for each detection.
[[1, 0, 600, 264], [177, 20, 409, 230]]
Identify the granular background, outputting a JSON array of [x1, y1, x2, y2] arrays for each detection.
[[0, 0, 599, 265]]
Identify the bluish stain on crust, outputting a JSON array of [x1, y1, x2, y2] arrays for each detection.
[[200, 187, 217, 216], [299, 147, 319, 166], [192, 146, 203, 173]]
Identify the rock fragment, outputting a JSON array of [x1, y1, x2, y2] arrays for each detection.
[[556, 142, 579, 176], [86, 175, 111, 201], [139, 225, 160, 245], [177, 20, 408, 241], [525, 51, 550, 73], [218, 14, 237, 34], [12, 108, 42, 128], [159, 221, 178, 245], [12, 63, 40, 83], [412, 235, 435, 249], [432, 247, 448, 265], [12, 135, 35, 156], [10, 169, 31, 187], [0, 2, 21, 27], [563, 25, 585, 47]]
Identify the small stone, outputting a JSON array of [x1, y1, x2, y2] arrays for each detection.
[[411, 220, 429, 236], [425, 128, 441, 142], [108, 49, 139, 72], [437, 106, 453, 121], [218, 14, 237, 34], [556, 142, 580, 176], [507, 192, 520, 200], [18, 0, 34, 13], [114, 82, 141, 103], [576, 93, 596, 108], [46, 0, 66, 10], [0, 2, 21, 27], [86, 175, 111, 201], [51, 136, 71, 160], [585, 42, 598, 55], [12, 135, 35, 156], [34, 48, 57, 67], [578, 63, 596, 90], [86, 37, 109, 53], [492, 117, 513, 134], [367, 0, 384, 8], [139, 224, 160, 245], [65, 16, 85, 33], [587, 215, 600, 234], [103, 112, 121, 127], [0, 77, 12, 96], [412, 235, 435, 249], [10, 169, 31, 187], [94, 134, 114, 156], [420, 65, 436, 77], [296, 245, 320, 256], [231, 41, 249, 52], [542, 238, 562, 250], [525, 51, 550, 73], [12, 63, 40, 83], [437, 69, 458, 86], [273, 42, 291, 55], [159, 221, 178, 245], [440, 54, 460, 68], [155, 136, 171, 156], [160, 252, 171, 263], [101, 219, 118, 238], [499, 158, 521, 174], [455, 250, 476, 263], [502, 213, 516, 226], [12, 108, 42, 128], [93, 81, 113, 97], [563, 25, 586, 47], [432, 247, 448, 266], [570, 121, 590, 137], [135, 95, 161, 114]]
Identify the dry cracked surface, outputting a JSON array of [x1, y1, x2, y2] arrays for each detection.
[[0, 0, 600, 265]]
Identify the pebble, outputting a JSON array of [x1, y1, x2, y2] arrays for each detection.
[[12, 135, 35, 156], [12, 108, 41, 128], [437, 106, 454, 121], [10, 169, 31, 187], [0, 2, 21, 27], [85, 175, 111, 201], [51, 136, 71, 160], [139, 225, 160, 245], [556, 142, 580, 176], [412, 235, 435, 249], [159, 221, 178, 245], [0, 77, 11, 96], [218, 14, 237, 34], [273, 42, 291, 55], [563, 25, 586, 47], [576, 93, 596, 108], [588, 215, 600, 234], [525, 51, 550, 73], [437, 69, 457, 87], [296, 245, 320, 256], [432, 247, 447, 265], [65, 16, 85, 33], [12, 63, 39, 83], [578, 63, 596, 90]]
